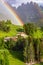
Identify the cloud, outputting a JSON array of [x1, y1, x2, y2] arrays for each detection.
[[4, 0, 43, 3], [30, 0, 43, 3], [4, 0, 17, 4], [4, 0, 43, 7], [16, 0, 43, 3]]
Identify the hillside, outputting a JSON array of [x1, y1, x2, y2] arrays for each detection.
[[0, 22, 43, 65], [0, 24, 23, 38], [0, 49, 26, 65], [0, 22, 43, 38], [0, 23, 25, 65]]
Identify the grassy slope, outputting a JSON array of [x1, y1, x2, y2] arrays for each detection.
[[0, 25, 25, 65], [0, 49, 26, 65], [0, 24, 43, 38], [34, 62, 43, 65], [0, 24, 43, 65], [33, 30, 43, 38], [0, 24, 23, 38]]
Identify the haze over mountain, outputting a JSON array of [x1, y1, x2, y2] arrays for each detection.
[[0, 0, 43, 25], [12, 2, 43, 23], [4, 0, 43, 23], [40, 6, 43, 11]]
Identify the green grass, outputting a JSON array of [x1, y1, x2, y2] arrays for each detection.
[[0, 24, 23, 38], [0, 49, 26, 65], [0, 24, 43, 39], [34, 62, 43, 65], [0, 24, 43, 65], [33, 30, 43, 38]]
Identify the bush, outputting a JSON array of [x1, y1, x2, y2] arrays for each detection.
[[4, 39, 16, 50], [0, 20, 10, 32], [0, 51, 9, 65], [0, 38, 5, 49]]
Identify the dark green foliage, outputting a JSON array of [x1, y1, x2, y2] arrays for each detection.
[[23, 23, 43, 63], [40, 38, 43, 59], [33, 38, 41, 62], [10, 51, 24, 62], [0, 51, 9, 65], [41, 26, 43, 32], [34, 62, 43, 65], [0, 59, 4, 65], [0, 20, 10, 32], [17, 28, 24, 32], [4, 39, 16, 50], [24, 37, 35, 63], [23, 38, 30, 63], [0, 38, 5, 49], [12, 36, 25, 51], [3, 51, 9, 65], [6, 20, 12, 24], [23, 23, 37, 35], [4, 36, 25, 51]]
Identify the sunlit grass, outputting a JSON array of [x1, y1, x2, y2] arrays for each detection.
[[0, 49, 26, 65], [0, 24, 43, 39], [0, 24, 23, 38], [33, 30, 43, 38]]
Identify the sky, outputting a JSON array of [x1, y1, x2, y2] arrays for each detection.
[[0, 0, 24, 25], [3, 0, 43, 7]]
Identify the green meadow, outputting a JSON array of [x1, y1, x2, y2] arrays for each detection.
[[33, 29, 43, 38], [0, 49, 26, 65], [0, 22, 26, 65], [0, 24, 23, 38], [0, 24, 43, 38]]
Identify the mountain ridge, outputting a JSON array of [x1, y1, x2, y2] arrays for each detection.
[[0, 1, 43, 25]]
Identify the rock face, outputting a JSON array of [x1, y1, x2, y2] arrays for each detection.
[[16, 2, 43, 23]]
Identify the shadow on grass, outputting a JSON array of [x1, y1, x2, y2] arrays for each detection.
[[9, 50, 24, 62], [34, 62, 43, 65], [40, 62, 43, 65], [16, 28, 24, 32]]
